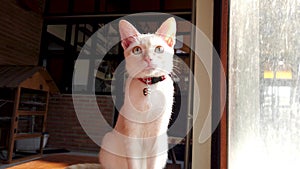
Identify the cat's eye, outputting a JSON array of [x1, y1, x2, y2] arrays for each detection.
[[132, 46, 142, 55], [154, 46, 164, 53]]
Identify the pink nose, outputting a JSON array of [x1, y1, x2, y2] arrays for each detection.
[[144, 56, 152, 64]]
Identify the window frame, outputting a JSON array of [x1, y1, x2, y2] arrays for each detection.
[[211, 0, 229, 169]]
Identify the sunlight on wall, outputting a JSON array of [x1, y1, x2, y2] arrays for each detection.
[[192, 0, 214, 169], [229, 0, 300, 169]]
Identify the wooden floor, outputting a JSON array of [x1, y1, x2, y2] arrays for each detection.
[[5, 154, 99, 169], [2, 153, 182, 169]]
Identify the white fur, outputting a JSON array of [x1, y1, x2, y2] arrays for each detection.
[[99, 17, 176, 169]]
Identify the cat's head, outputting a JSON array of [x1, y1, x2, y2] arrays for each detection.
[[119, 17, 176, 78]]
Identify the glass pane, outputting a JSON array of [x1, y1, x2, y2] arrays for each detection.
[[228, 0, 300, 169]]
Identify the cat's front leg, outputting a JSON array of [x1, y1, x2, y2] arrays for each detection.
[[146, 134, 169, 169], [127, 157, 144, 169], [147, 152, 168, 169], [125, 138, 146, 169], [99, 132, 128, 169]]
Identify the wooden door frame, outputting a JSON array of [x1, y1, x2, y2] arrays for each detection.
[[211, 0, 229, 169]]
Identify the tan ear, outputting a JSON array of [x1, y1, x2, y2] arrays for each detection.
[[155, 17, 176, 47], [119, 20, 140, 49]]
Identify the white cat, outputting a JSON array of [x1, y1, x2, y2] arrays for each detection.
[[99, 17, 176, 169]]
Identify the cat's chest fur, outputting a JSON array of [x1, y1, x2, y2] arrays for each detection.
[[99, 17, 176, 169], [115, 76, 174, 138]]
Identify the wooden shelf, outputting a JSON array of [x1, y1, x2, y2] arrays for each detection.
[[0, 66, 57, 164], [0, 117, 11, 121], [19, 101, 46, 106], [18, 110, 46, 116], [15, 133, 42, 140]]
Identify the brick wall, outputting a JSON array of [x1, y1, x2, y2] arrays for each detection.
[[0, 0, 43, 65], [46, 94, 115, 152]]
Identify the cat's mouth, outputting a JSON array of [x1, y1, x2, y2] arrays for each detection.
[[143, 63, 159, 73], [140, 65, 168, 77], [142, 68, 156, 76], [144, 65, 155, 71]]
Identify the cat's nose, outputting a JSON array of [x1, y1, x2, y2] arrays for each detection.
[[144, 56, 152, 64]]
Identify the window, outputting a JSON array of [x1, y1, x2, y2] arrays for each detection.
[[42, 15, 193, 94], [41, 0, 194, 94], [228, 0, 300, 168]]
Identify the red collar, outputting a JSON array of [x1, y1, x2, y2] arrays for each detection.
[[138, 75, 167, 85]]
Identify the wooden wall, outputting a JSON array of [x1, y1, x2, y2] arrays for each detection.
[[0, 0, 44, 65], [47, 94, 115, 152]]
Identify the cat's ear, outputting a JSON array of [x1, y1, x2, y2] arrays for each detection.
[[119, 20, 140, 49], [156, 17, 176, 48]]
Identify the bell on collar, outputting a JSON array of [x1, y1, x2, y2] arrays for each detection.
[[143, 87, 151, 96]]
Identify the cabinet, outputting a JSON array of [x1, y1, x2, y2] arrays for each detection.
[[0, 66, 58, 163]]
